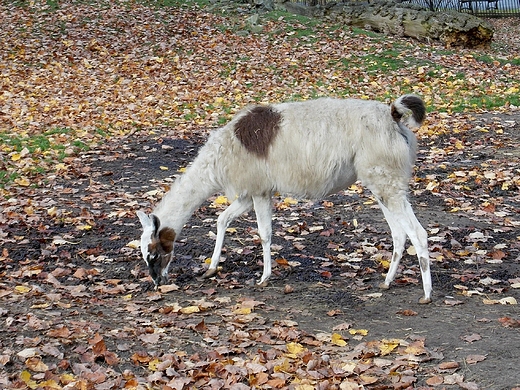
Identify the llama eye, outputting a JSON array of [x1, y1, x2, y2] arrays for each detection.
[[148, 253, 160, 263]]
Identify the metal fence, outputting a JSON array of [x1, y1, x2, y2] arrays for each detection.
[[290, 0, 520, 17], [405, 0, 520, 16]]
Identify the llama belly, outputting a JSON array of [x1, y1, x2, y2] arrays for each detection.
[[269, 161, 358, 199]]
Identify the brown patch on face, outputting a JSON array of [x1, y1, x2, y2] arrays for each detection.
[[159, 227, 176, 253], [234, 105, 282, 158], [147, 228, 176, 256]]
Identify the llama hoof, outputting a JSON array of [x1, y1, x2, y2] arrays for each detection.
[[256, 280, 269, 288], [379, 282, 390, 290], [419, 296, 432, 304], [202, 268, 218, 279]]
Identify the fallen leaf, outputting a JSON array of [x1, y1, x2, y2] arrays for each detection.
[[461, 333, 481, 343], [397, 309, 418, 316], [498, 317, 520, 328], [426, 375, 444, 386], [331, 333, 347, 347], [158, 283, 179, 293], [180, 305, 200, 314], [466, 354, 486, 364]]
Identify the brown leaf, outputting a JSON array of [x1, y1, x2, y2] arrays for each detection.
[[444, 299, 464, 306], [438, 361, 460, 371], [461, 333, 481, 343], [194, 319, 208, 333], [466, 354, 486, 364], [397, 309, 418, 316], [47, 326, 71, 339], [498, 317, 520, 328], [25, 357, 49, 372]]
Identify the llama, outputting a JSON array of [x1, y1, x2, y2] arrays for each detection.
[[137, 95, 433, 303]]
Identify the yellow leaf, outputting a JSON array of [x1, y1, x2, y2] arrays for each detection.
[[60, 373, 76, 385], [285, 342, 305, 357], [149, 358, 161, 371], [378, 259, 390, 269], [180, 305, 200, 314], [20, 371, 38, 390], [283, 197, 298, 206], [11, 153, 22, 161], [233, 307, 252, 315], [214, 195, 229, 205], [160, 166, 169, 170], [15, 177, 31, 186], [30, 303, 50, 309], [47, 206, 58, 217], [178, 167, 187, 173], [15, 285, 32, 294], [122, 294, 133, 301], [38, 380, 61, 389], [20, 371, 31, 382], [380, 339, 400, 355], [349, 329, 368, 336], [274, 358, 291, 373], [331, 333, 347, 347], [55, 163, 67, 171], [76, 224, 92, 231], [226, 227, 237, 233]]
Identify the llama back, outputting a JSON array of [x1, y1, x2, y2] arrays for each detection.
[[208, 97, 420, 200]]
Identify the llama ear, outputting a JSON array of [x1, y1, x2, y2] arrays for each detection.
[[151, 214, 161, 236], [137, 211, 153, 229]]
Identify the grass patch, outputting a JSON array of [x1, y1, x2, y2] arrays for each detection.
[[0, 128, 94, 188]]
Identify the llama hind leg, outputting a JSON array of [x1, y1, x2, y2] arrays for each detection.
[[378, 197, 432, 303], [378, 202, 407, 290], [253, 195, 273, 286], [203, 196, 253, 278]]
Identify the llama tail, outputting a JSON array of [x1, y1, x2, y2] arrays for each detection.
[[390, 95, 426, 130]]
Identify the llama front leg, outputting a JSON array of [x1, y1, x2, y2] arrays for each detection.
[[253, 195, 273, 286], [203, 196, 253, 279]]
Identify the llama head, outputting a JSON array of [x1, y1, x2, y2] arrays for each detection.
[[136, 211, 176, 287]]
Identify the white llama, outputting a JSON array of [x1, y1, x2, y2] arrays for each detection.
[[137, 94, 433, 304]]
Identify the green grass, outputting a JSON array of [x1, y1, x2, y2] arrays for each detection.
[[0, 128, 93, 188]]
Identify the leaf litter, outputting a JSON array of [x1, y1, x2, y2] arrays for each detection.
[[1, 0, 520, 389]]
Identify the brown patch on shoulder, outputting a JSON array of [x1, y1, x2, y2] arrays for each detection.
[[234, 105, 282, 158]]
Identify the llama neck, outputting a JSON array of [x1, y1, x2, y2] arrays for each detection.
[[153, 154, 218, 236]]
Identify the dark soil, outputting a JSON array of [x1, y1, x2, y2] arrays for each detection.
[[1, 112, 520, 389]]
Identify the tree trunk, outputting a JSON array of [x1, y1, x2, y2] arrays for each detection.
[[278, 0, 494, 48]]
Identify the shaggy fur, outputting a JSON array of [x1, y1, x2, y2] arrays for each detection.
[[137, 94, 433, 303]]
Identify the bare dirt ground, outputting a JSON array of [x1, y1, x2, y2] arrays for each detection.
[[1, 111, 519, 389]]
